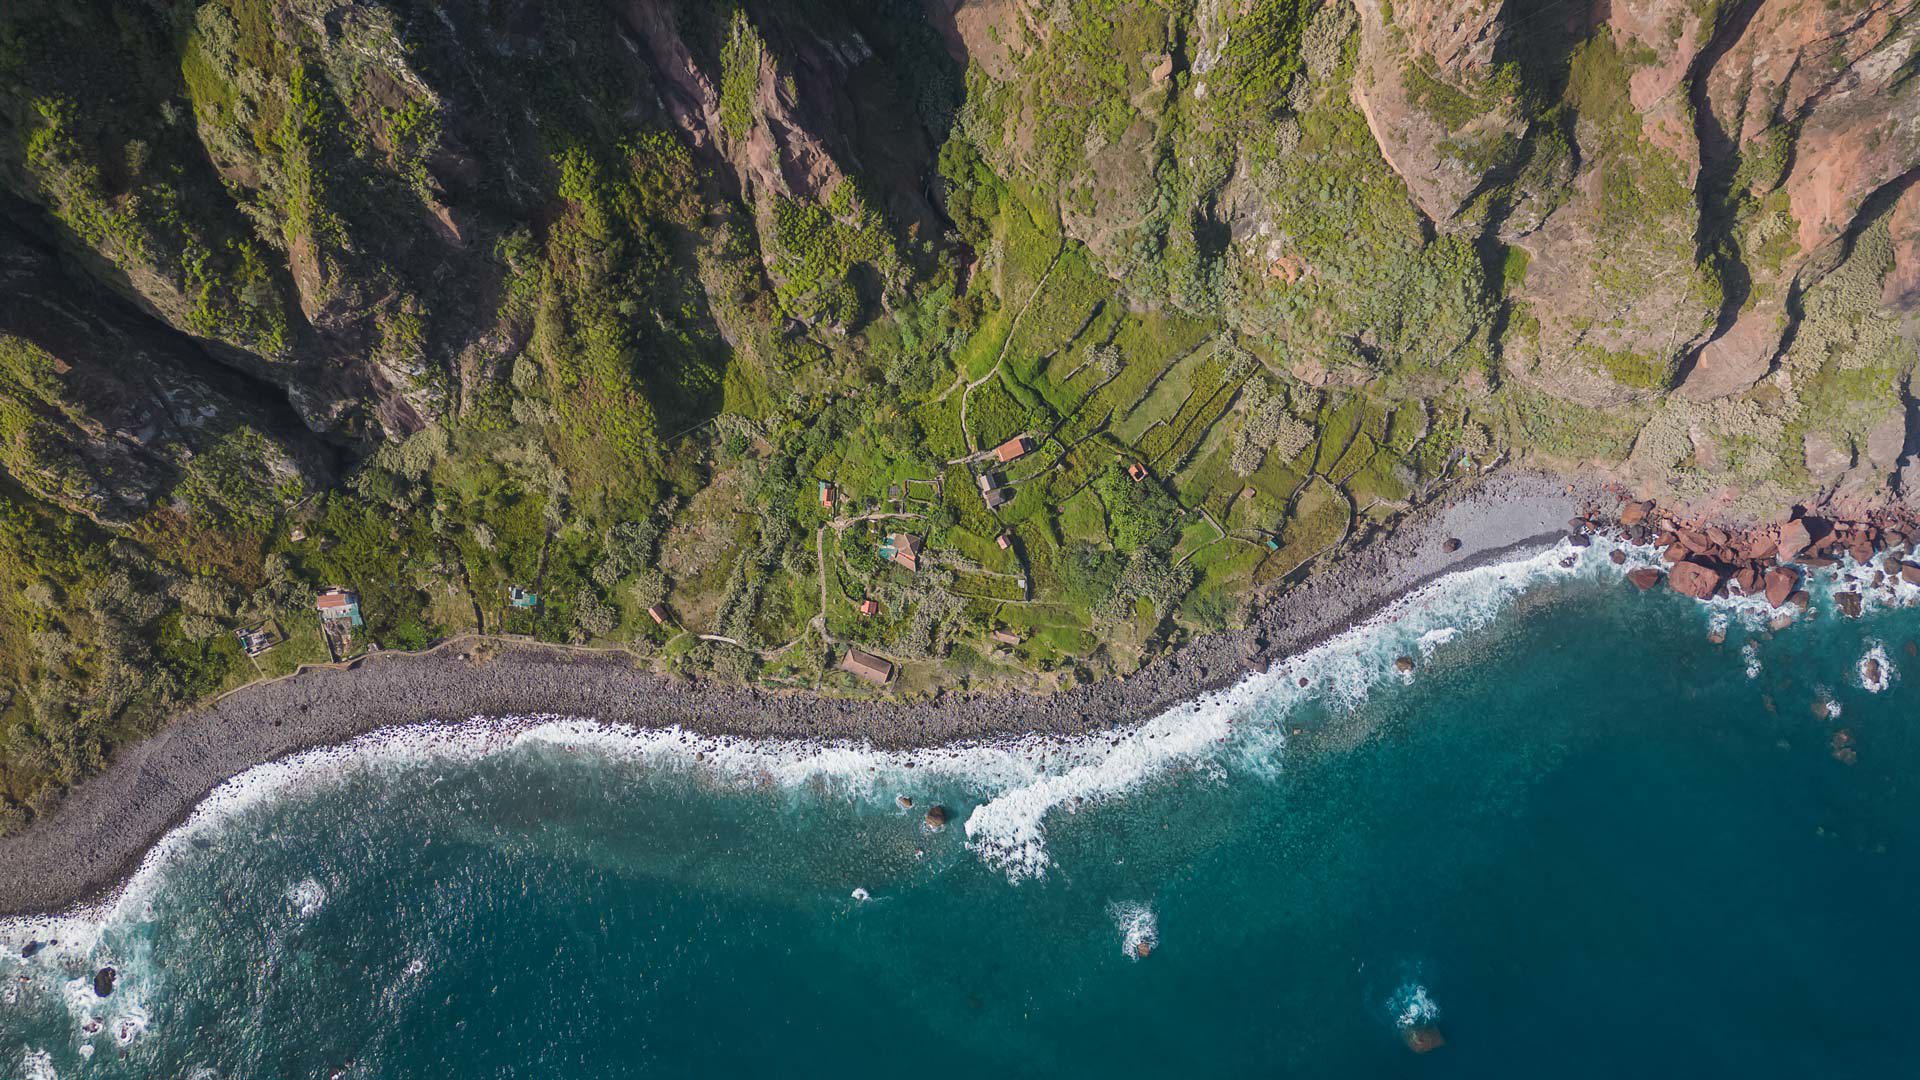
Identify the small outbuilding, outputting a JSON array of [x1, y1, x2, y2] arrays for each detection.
[[819, 481, 837, 509], [647, 604, 670, 625], [233, 622, 281, 657], [995, 532, 1012, 550], [984, 487, 1014, 509], [1127, 462, 1148, 483], [839, 647, 894, 685], [990, 629, 1021, 646], [859, 598, 879, 618], [508, 585, 539, 609]]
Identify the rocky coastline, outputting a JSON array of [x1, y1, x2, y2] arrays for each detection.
[[21, 467, 1905, 919], [1606, 499, 1920, 614], [0, 468, 1605, 917]]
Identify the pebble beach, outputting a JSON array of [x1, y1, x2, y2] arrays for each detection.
[[0, 469, 1600, 917]]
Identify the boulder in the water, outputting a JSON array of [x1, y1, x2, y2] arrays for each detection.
[[895, 794, 913, 810], [924, 805, 950, 830], [20, 940, 44, 959], [1609, 549, 1627, 565], [1836, 592, 1863, 618], [1403, 1024, 1446, 1053], [1133, 940, 1152, 959], [1441, 537, 1461, 553], [1393, 656, 1415, 674], [93, 967, 115, 997], [1627, 568, 1663, 591]]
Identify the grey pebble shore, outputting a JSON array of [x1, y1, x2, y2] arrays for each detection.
[[0, 469, 1603, 918]]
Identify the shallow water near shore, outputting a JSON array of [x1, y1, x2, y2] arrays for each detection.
[[7, 545, 1920, 1077]]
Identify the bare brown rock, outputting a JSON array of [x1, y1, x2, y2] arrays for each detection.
[[1764, 567, 1799, 608], [1628, 568, 1664, 591], [1403, 1024, 1447, 1054], [1668, 560, 1723, 600], [1777, 519, 1813, 561]]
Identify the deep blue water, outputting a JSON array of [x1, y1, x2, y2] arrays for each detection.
[[5, 547, 1920, 1078]]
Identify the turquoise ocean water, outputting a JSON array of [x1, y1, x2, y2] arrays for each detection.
[[5, 540, 1920, 1077]]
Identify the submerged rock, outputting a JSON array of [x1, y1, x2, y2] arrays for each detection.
[[1403, 1024, 1446, 1053], [1627, 568, 1664, 591], [1836, 592, 1863, 618], [1394, 656, 1416, 673]]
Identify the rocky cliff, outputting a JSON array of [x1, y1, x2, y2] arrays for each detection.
[[0, 0, 1914, 825]]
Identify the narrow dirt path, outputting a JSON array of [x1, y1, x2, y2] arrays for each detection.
[[812, 526, 833, 646], [960, 240, 1066, 453]]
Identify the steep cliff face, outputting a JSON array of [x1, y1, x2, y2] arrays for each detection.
[[0, 217, 325, 525], [0, 0, 1916, 821]]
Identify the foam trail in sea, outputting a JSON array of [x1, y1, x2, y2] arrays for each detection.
[[1, 533, 1630, 974], [1110, 901, 1158, 959]]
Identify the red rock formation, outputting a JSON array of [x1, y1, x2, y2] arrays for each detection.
[[1764, 567, 1799, 608], [1777, 519, 1813, 561], [1668, 560, 1723, 599]]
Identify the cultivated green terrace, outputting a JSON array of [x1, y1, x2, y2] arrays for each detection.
[[0, 0, 1914, 829]]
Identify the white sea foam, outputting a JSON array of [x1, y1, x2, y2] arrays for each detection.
[[1742, 641, 1762, 680], [1110, 901, 1158, 960], [1389, 982, 1441, 1028], [285, 878, 328, 918], [0, 533, 1617, 978], [20, 1048, 56, 1080], [0, 530, 1748, 961]]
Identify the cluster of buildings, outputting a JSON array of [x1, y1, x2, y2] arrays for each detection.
[[976, 435, 1033, 510]]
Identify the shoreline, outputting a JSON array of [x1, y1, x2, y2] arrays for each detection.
[[0, 469, 1602, 918]]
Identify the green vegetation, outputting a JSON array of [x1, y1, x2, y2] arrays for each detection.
[[0, 0, 1910, 836]]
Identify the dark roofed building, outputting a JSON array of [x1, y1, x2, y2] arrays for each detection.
[[839, 647, 894, 685], [984, 487, 1013, 509]]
